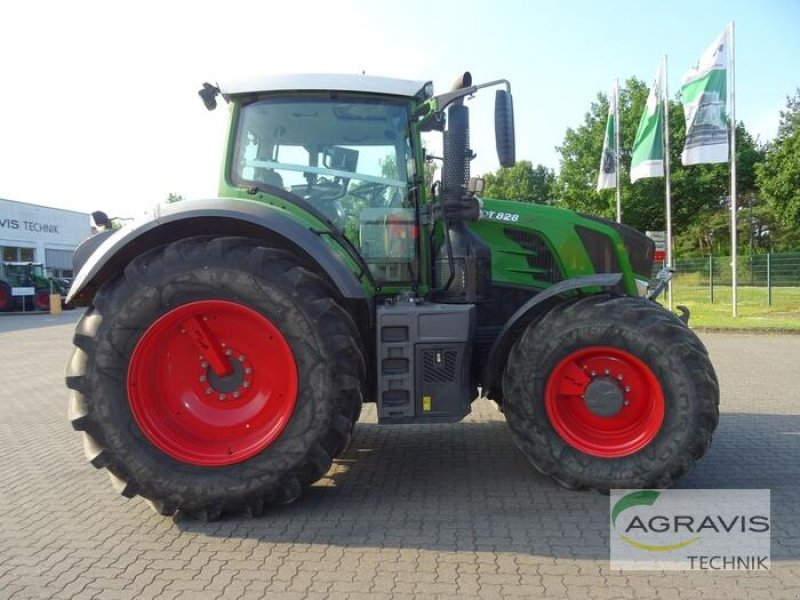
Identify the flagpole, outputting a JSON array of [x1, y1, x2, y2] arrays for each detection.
[[730, 21, 738, 317], [615, 79, 622, 223], [663, 54, 673, 310]]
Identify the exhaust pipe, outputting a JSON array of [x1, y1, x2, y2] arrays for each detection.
[[433, 72, 491, 304], [442, 71, 473, 204]]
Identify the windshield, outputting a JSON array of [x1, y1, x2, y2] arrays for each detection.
[[3, 263, 45, 286], [232, 96, 418, 283]]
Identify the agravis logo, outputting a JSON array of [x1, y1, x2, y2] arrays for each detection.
[[612, 490, 700, 552], [609, 489, 771, 571]]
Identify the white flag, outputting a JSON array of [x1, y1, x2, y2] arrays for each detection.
[[681, 29, 729, 165], [597, 82, 618, 191], [631, 63, 665, 183]]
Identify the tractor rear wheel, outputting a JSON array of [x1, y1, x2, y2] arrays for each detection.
[[66, 236, 365, 519], [502, 295, 719, 491], [0, 282, 13, 312]]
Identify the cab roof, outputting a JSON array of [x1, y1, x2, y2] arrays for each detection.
[[219, 73, 430, 99]]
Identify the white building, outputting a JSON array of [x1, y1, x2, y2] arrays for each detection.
[[0, 198, 92, 278]]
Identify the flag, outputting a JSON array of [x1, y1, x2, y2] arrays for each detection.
[[631, 63, 665, 182], [597, 82, 618, 191], [681, 28, 729, 165]]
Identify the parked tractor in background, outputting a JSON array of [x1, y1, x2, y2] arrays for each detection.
[[0, 262, 69, 312], [65, 72, 719, 520]]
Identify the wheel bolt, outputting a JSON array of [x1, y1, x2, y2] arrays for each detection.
[[604, 369, 610, 375], [233, 392, 240, 399], [201, 361, 208, 368], [590, 371, 596, 377], [199, 375, 206, 382], [624, 401, 630, 406], [238, 355, 245, 362], [205, 387, 212, 395], [219, 393, 226, 400], [625, 386, 631, 393], [225, 349, 233, 356], [245, 368, 252, 375], [243, 381, 250, 388], [617, 374, 623, 380]]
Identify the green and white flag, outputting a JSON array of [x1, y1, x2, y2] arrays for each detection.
[[681, 28, 729, 165], [631, 63, 665, 182], [597, 81, 618, 191]]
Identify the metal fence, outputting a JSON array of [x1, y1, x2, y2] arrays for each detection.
[[670, 252, 800, 305]]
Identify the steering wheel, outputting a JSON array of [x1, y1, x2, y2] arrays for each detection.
[[300, 177, 343, 200], [348, 181, 388, 205]]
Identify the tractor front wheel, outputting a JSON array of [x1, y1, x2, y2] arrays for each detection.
[[34, 288, 50, 311], [66, 237, 365, 519], [502, 295, 719, 491]]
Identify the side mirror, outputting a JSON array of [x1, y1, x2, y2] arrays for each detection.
[[198, 83, 220, 111], [91, 211, 112, 229], [495, 90, 515, 168]]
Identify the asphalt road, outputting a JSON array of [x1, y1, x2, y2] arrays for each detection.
[[0, 310, 798, 599]]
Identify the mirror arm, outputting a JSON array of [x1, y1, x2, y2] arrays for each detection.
[[433, 79, 512, 113]]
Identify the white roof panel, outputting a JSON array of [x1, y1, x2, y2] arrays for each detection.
[[218, 73, 429, 98]]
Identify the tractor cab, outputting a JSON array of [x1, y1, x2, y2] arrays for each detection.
[[2, 261, 46, 287], [208, 73, 514, 296], [228, 88, 418, 283]]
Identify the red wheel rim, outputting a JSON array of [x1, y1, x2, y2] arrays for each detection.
[[35, 291, 50, 310], [545, 346, 664, 458], [127, 300, 298, 466]]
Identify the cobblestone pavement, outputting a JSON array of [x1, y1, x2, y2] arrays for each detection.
[[1, 311, 798, 599]]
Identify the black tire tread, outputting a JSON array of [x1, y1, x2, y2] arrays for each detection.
[[66, 236, 365, 519], [503, 294, 719, 492]]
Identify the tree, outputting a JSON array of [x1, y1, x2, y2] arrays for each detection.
[[555, 77, 765, 254], [555, 78, 663, 225], [166, 192, 184, 203], [482, 161, 556, 204], [756, 89, 800, 249]]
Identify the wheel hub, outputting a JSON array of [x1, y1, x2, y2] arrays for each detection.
[[202, 349, 251, 398], [544, 346, 665, 458], [583, 378, 625, 417], [127, 300, 298, 466]]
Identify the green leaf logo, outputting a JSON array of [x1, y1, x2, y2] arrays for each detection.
[[612, 491, 700, 552]]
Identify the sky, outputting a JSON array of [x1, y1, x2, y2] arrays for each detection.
[[1, 0, 798, 219]]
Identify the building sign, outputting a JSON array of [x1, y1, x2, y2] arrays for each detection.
[[0, 199, 91, 247], [0, 218, 62, 234]]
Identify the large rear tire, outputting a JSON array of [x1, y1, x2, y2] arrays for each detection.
[[66, 236, 365, 519], [502, 295, 719, 491], [0, 282, 14, 312]]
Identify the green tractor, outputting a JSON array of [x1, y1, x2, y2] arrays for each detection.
[[0, 262, 69, 311], [66, 72, 718, 519]]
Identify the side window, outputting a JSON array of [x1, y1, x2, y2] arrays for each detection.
[[232, 97, 419, 284]]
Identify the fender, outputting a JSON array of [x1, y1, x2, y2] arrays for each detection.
[[481, 273, 623, 401], [67, 198, 368, 305]]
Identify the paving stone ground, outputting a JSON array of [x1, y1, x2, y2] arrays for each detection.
[[1, 310, 798, 599]]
